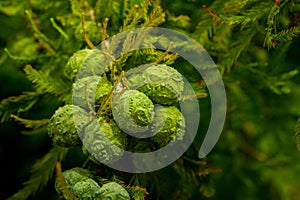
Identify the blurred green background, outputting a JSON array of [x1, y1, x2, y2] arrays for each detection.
[[1, 0, 300, 199]]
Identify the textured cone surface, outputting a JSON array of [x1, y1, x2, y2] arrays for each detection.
[[55, 167, 98, 199], [82, 118, 127, 163], [112, 90, 154, 133], [72, 178, 101, 200], [48, 105, 90, 147], [79, 49, 108, 78], [65, 49, 108, 81], [95, 182, 130, 200], [62, 167, 94, 186], [129, 64, 184, 105], [65, 49, 93, 81], [151, 106, 185, 147]]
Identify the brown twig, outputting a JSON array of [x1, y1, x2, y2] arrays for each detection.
[[81, 12, 96, 49]]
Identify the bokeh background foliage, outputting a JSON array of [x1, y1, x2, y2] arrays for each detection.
[[1, 0, 300, 199]]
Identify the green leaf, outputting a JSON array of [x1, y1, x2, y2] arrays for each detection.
[[8, 147, 68, 200], [10, 114, 49, 129], [222, 27, 256, 71], [25, 10, 56, 53], [271, 27, 300, 45], [223, 2, 272, 27], [125, 185, 148, 200], [4, 48, 52, 64], [50, 18, 70, 40], [24, 65, 70, 96], [0, 92, 39, 123]]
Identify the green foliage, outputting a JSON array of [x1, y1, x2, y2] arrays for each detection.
[[194, 0, 300, 73], [7, 147, 68, 200], [10, 115, 48, 129], [0, 92, 39, 122], [125, 185, 148, 200], [1, 0, 300, 200], [25, 10, 56, 52], [4, 48, 52, 64], [24, 65, 69, 97]]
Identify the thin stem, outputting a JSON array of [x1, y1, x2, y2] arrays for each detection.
[[50, 18, 69, 40], [97, 71, 125, 116], [25, 10, 56, 55], [81, 12, 96, 49], [102, 18, 109, 41], [153, 42, 174, 64]]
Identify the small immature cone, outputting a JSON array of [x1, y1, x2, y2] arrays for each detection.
[[72, 178, 101, 199], [65, 49, 108, 81], [82, 118, 127, 164], [151, 106, 185, 147], [137, 64, 184, 105], [55, 167, 101, 200], [48, 105, 90, 147], [112, 90, 154, 133], [95, 182, 130, 200], [64, 49, 93, 81], [61, 167, 94, 186]]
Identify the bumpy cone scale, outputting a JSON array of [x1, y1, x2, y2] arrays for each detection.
[[82, 118, 127, 164], [55, 167, 130, 200], [48, 105, 90, 147], [112, 89, 155, 133], [126, 64, 185, 105]]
